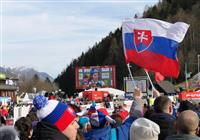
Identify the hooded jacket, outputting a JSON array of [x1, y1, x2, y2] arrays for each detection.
[[84, 114, 137, 140], [31, 121, 68, 140], [84, 98, 142, 140], [84, 125, 112, 140]]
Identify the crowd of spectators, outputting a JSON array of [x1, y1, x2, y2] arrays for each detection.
[[0, 87, 200, 140]]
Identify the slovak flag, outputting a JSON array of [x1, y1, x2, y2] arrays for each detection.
[[122, 18, 189, 78]]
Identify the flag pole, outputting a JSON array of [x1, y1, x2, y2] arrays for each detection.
[[144, 69, 155, 90], [185, 63, 189, 90], [127, 63, 136, 88]]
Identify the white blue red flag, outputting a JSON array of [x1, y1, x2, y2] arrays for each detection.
[[122, 18, 189, 78]]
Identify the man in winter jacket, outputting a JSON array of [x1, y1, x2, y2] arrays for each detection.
[[149, 96, 176, 140]]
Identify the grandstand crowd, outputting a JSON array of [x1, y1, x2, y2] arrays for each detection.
[[0, 88, 200, 140]]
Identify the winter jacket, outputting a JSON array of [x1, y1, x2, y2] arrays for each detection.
[[84, 98, 142, 140], [165, 134, 200, 140], [84, 125, 112, 140], [31, 121, 68, 140], [149, 112, 176, 140], [84, 115, 137, 140], [116, 116, 136, 140]]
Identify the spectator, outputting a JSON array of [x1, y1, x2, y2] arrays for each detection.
[[0, 125, 19, 140], [148, 95, 154, 106], [111, 114, 123, 128], [177, 100, 195, 116], [130, 118, 160, 140], [87, 104, 116, 129], [149, 96, 176, 140], [143, 103, 149, 115], [78, 116, 91, 133], [0, 106, 8, 118], [103, 95, 111, 108], [143, 106, 155, 119], [0, 113, 6, 126], [83, 87, 144, 140], [14, 117, 32, 140], [31, 95, 79, 140], [117, 109, 129, 123], [166, 110, 200, 140], [26, 111, 39, 122], [69, 104, 81, 114]]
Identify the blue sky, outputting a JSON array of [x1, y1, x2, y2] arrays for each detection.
[[1, 0, 158, 78]]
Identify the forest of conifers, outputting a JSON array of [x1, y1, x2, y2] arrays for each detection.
[[55, 0, 200, 96]]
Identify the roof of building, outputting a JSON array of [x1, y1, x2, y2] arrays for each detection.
[[0, 84, 18, 91], [154, 80, 176, 95]]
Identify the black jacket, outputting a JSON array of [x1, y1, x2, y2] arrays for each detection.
[[165, 134, 200, 140], [149, 112, 176, 140], [31, 122, 68, 140]]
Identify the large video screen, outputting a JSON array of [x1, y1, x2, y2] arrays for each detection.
[[75, 65, 116, 89]]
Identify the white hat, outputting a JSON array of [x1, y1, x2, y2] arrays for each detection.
[[130, 118, 160, 140]]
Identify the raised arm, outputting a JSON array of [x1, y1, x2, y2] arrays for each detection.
[[129, 87, 144, 118]]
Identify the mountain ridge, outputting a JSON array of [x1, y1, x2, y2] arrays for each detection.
[[0, 66, 54, 82]]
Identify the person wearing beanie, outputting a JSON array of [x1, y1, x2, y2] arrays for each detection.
[[31, 95, 79, 140], [87, 104, 116, 128], [117, 109, 129, 122], [177, 100, 195, 117], [130, 118, 160, 140], [84, 87, 144, 140], [78, 116, 91, 133]]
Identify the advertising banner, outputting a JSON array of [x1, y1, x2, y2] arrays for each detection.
[[179, 91, 200, 100]]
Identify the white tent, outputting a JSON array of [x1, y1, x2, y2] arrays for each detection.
[[78, 87, 125, 99]]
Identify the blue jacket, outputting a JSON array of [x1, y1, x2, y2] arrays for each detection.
[[84, 116, 136, 140]]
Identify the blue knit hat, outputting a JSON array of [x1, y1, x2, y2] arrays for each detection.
[[78, 116, 90, 129]]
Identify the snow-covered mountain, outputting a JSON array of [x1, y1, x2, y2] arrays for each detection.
[[0, 66, 54, 81]]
